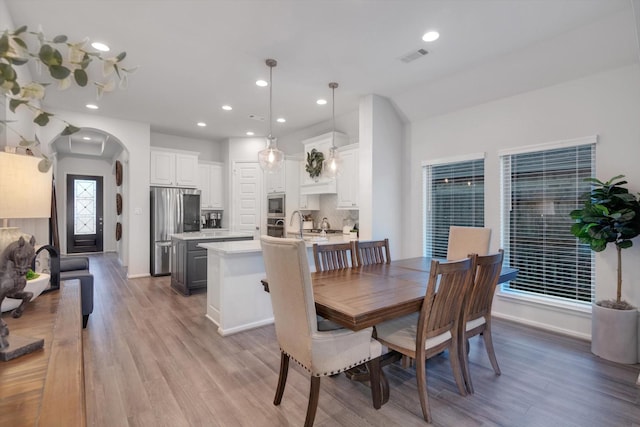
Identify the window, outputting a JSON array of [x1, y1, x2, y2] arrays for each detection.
[[423, 154, 485, 258], [500, 137, 596, 303]]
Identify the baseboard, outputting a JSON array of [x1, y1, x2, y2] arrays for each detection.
[[493, 312, 592, 341], [126, 273, 150, 279]]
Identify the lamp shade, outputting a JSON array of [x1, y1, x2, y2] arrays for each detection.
[[0, 152, 52, 219]]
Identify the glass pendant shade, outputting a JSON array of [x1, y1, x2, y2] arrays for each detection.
[[258, 58, 284, 173], [258, 136, 284, 172], [323, 142, 341, 179]]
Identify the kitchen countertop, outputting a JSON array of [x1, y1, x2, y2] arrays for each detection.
[[199, 234, 356, 255], [170, 230, 254, 240]]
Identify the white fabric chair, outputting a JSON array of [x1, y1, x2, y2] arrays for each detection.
[[447, 226, 491, 261], [260, 236, 384, 427], [374, 256, 476, 423]]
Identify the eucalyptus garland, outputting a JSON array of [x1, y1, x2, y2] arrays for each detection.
[[305, 148, 324, 178]]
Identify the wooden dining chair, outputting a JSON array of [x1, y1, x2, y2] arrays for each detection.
[[447, 226, 491, 261], [459, 250, 504, 394], [374, 256, 476, 423], [260, 236, 385, 427], [353, 238, 390, 266], [312, 242, 353, 272]]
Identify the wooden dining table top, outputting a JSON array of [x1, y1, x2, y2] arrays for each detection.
[[311, 257, 518, 331]]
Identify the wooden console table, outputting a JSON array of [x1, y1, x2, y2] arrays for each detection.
[[0, 280, 86, 427]]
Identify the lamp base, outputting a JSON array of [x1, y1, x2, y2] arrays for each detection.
[[0, 335, 44, 361]]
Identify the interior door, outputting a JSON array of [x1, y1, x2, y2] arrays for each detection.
[[232, 162, 262, 235], [66, 174, 104, 253]]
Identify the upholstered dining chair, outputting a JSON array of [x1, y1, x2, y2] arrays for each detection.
[[313, 242, 354, 272], [459, 250, 504, 394], [260, 236, 385, 427], [447, 226, 491, 261], [374, 256, 476, 423], [353, 238, 390, 266]]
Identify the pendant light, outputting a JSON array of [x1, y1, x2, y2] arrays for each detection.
[[324, 82, 340, 179], [258, 59, 284, 172]]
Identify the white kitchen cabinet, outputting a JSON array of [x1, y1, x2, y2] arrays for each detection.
[[336, 144, 359, 210], [198, 162, 224, 209], [150, 149, 199, 187], [299, 131, 349, 195], [265, 165, 286, 194]]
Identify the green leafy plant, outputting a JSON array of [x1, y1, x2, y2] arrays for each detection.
[[0, 25, 135, 171], [25, 268, 40, 280], [570, 175, 640, 309]]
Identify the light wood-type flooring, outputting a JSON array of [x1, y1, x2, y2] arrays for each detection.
[[81, 253, 640, 427]]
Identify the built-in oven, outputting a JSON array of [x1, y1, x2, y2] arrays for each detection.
[[266, 217, 286, 238], [267, 193, 285, 217]]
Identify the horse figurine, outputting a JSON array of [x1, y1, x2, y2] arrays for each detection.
[[0, 236, 36, 350]]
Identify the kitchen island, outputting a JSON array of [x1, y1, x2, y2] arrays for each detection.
[[199, 234, 353, 336], [170, 230, 254, 296]]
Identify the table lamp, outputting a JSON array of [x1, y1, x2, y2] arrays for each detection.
[[0, 151, 53, 361], [0, 151, 53, 254]]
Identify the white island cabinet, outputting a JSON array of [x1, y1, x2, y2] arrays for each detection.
[[199, 235, 352, 336]]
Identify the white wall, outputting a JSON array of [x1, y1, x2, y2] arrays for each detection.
[[404, 64, 640, 338], [40, 110, 150, 277], [55, 156, 117, 253], [359, 95, 404, 258], [151, 131, 223, 162]]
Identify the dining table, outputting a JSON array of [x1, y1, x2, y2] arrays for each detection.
[[310, 257, 518, 331]]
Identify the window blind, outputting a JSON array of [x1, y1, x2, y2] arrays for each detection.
[[501, 143, 595, 303], [424, 158, 485, 258]]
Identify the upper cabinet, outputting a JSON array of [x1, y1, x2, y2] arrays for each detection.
[[336, 144, 359, 210], [198, 162, 224, 209], [300, 131, 349, 195], [150, 149, 199, 187], [265, 165, 286, 194]]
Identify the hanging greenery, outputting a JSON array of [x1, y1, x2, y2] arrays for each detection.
[[305, 148, 324, 178], [0, 25, 136, 171]]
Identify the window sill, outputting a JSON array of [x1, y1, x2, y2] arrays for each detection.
[[496, 289, 592, 315]]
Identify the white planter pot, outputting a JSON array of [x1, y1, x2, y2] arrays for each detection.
[[1, 273, 50, 313], [591, 303, 638, 364]]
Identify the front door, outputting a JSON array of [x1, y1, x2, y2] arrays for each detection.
[[66, 174, 104, 253], [232, 162, 262, 235]]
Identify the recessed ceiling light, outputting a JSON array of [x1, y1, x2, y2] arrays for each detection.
[[256, 80, 268, 87], [422, 31, 440, 42], [222, 105, 232, 111], [86, 104, 99, 110], [276, 117, 286, 123], [197, 122, 207, 127], [316, 99, 327, 105], [246, 131, 255, 136], [83, 136, 92, 141], [91, 42, 110, 52]]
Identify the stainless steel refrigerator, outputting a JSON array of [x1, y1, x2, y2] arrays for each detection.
[[150, 187, 201, 276]]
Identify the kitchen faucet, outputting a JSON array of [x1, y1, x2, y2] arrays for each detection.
[[290, 210, 304, 239]]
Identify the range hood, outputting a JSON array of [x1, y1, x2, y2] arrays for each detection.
[[300, 131, 349, 195]]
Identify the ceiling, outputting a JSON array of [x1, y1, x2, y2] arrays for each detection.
[[5, 0, 640, 145]]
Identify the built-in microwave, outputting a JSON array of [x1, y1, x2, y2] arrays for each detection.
[[267, 193, 285, 217]]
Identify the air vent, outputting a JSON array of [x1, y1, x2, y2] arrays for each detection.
[[400, 48, 428, 63], [248, 114, 265, 121]]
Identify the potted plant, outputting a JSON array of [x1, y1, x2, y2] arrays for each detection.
[[570, 175, 640, 364]]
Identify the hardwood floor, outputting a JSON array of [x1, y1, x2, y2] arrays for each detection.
[[82, 253, 640, 426]]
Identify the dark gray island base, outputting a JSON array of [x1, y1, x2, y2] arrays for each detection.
[[170, 231, 254, 296]]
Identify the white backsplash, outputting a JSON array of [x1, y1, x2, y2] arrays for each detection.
[[302, 194, 358, 230]]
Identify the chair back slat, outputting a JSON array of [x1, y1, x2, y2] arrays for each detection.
[[417, 257, 476, 343], [354, 238, 390, 266], [465, 250, 504, 324], [313, 242, 353, 272]]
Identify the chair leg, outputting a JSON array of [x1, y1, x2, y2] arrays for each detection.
[[460, 336, 474, 394], [416, 356, 432, 423], [304, 376, 321, 427], [366, 358, 382, 409], [274, 352, 289, 405], [482, 325, 501, 375], [448, 340, 468, 396], [82, 314, 89, 329]]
